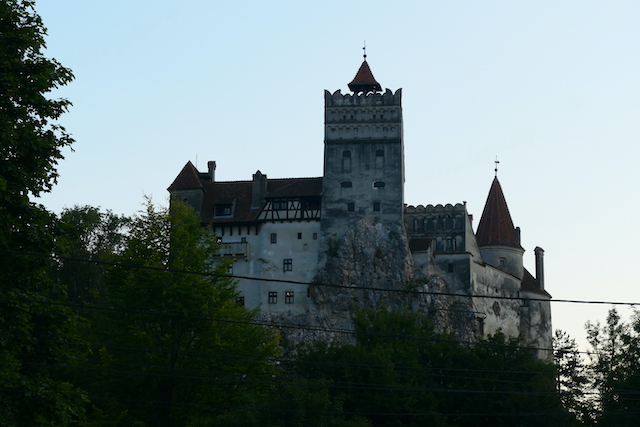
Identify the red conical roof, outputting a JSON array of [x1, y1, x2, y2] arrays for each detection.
[[348, 60, 382, 93], [475, 177, 522, 248]]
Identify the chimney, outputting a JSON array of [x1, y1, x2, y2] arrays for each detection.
[[534, 246, 545, 290], [251, 170, 267, 208], [207, 161, 216, 182]]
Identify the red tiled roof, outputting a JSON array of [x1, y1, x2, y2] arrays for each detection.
[[198, 177, 323, 224], [521, 268, 551, 297], [475, 177, 522, 249], [167, 161, 203, 191], [265, 178, 323, 199], [348, 60, 382, 93]]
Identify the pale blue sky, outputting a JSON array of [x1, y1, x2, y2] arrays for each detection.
[[37, 0, 640, 350]]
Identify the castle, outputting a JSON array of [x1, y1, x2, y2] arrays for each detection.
[[168, 57, 552, 356]]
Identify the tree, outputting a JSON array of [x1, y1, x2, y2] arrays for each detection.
[[586, 308, 640, 426], [0, 1, 85, 425], [294, 308, 573, 427], [55, 206, 129, 303], [79, 200, 279, 426], [553, 329, 594, 423]]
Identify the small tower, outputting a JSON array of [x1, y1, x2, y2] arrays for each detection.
[[321, 55, 404, 238], [475, 177, 525, 279]]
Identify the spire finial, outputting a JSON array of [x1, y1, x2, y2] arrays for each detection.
[[363, 41, 367, 60], [494, 156, 500, 177]]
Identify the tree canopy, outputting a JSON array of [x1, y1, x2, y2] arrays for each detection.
[[0, 1, 83, 425]]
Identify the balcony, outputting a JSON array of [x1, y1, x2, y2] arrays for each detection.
[[213, 242, 248, 259]]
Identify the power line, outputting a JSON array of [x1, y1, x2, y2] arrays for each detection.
[[3, 248, 639, 307]]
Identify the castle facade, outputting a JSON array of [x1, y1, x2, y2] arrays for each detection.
[[168, 58, 552, 356]]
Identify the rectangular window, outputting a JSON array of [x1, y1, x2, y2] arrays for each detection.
[[236, 296, 245, 306], [373, 202, 380, 212], [283, 259, 292, 271], [297, 232, 302, 240], [347, 202, 355, 212], [227, 263, 233, 274], [273, 201, 288, 210], [268, 292, 277, 304], [313, 233, 318, 240], [285, 291, 294, 304], [214, 204, 233, 217], [241, 237, 247, 243], [271, 233, 277, 244]]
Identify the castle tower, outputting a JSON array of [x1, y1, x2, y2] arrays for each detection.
[[320, 57, 404, 239], [475, 177, 525, 279]]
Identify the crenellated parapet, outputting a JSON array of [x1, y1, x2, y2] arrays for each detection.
[[405, 203, 467, 213], [324, 88, 402, 107], [325, 89, 402, 143]]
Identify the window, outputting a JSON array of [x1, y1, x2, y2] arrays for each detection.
[[283, 259, 292, 271], [342, 150, 351, 157], [214, 204, 232, 216], [285, 291, 294, 304], [273, 201, 288, 210], [313, 233, 318, 240], [347, 202, 355, 212], [477, 317, 485, 336], [270, 233, 277, 244], [373, 181, 386, 188], [341, 181, 352, 188], [241, 237, 247, 243], [307, 287, 311, 297], [448, 262, 454, 273], [236, 296, 245, 306], [373, 202, 380, 212], [268, 292, 277, 304], [499, 258, 506, 267], [375, 149, 385, 157], [227, 263, 233, 274], [297, 233, 302, 240]]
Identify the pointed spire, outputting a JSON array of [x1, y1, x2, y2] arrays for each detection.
[[348, 45, 382, 94], [476, 177, 522, 248]]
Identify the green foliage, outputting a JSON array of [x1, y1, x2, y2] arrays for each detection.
[[78, 200, 279, 427], [553, 329, 594, 423], [55, 206, 130, 302], [0, 1, 87, 425], [586, 308, 640, 426], [293, 308, 572, 427]]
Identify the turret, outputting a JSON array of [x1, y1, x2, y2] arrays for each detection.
[[475, 177, 524, 279]]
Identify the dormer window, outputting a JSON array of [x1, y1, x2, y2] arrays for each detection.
[[214, 204, 233, 217]]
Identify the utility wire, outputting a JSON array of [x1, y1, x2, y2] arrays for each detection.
[[3, 248, 639, 307]]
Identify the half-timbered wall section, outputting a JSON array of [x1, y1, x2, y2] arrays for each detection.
[[258, 197, 322, 221]]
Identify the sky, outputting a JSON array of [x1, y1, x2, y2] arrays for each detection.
[[36, 0, 640, 351]]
